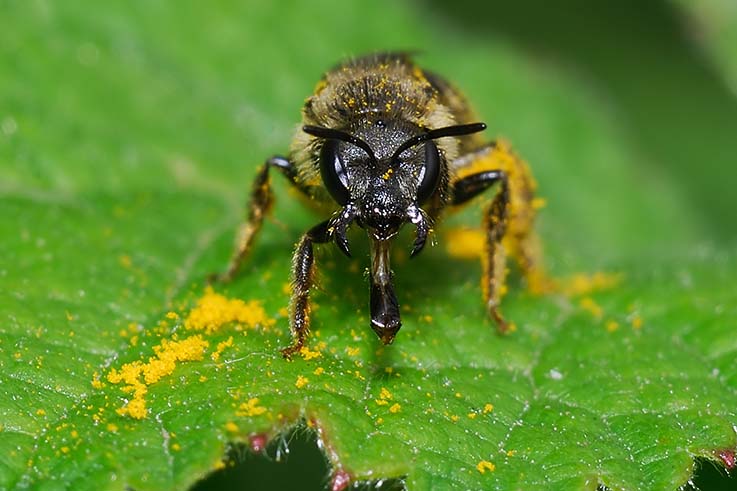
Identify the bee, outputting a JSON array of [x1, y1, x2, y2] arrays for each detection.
[[212, 52, 545, 358]]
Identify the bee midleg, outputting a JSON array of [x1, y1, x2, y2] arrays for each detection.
[[281, 220, 332, 359], [452, 141, 548, 331], [453, 168, 511, 332], [211, 156, 306, 283]]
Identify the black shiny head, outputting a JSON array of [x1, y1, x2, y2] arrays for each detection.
[[303, 121, 486, 249]]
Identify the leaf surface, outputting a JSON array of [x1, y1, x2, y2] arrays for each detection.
[[1, 2, 736, 491]]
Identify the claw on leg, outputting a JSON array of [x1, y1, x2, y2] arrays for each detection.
[[330, 204, 357, 258], [407, 204, 431, 257]]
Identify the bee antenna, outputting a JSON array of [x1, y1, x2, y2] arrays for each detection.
[[303, 125, 378, 162], [391, 122, 487, 162]]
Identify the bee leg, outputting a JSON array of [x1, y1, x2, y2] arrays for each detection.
[[453, 169, 511, 332], [281, 220, 332, 359], [407, 204, 431, 257], [210, 156, 304, 283], [452, 141, 549, 332]]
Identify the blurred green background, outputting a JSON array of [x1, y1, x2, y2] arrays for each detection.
[[2, 0, 736, 489]]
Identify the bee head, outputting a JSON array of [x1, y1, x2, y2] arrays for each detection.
[[303, 121, 486, 253]]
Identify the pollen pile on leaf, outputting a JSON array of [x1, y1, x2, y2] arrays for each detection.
[[185, 286, 273, 333], [476, 460, 496, 474], [236, 398, 267, 417], [107, 336, 209, 419], [560, 272, 622, 297], [103, 286, 273, 419]]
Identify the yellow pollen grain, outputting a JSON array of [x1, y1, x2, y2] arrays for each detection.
[[313, 366, 324, 376], [118, 254, 132, 269], [295, 375, 309, 389], [60, 446, 70, 454], [450, 415, 460, 422], [476, 460, 495, 474], [606, 320, 619, 332], [380, 387, 393, 400], [631, 315, 643, 329], [483, 403, 494, 414], [36, 409, 46, 416], [384, 367, 393, 374], [211, 336, 234, 361], [107, 423, 118, 433], [388, 403, 401, 414], [225, 421, 239, 433], [579, 297, 603, 319], [70, 430, 79, 438], [506, 449, 517, 457], [171, 443, 181, 452], [345, 346, 360, 357], [467, 413, 477, 419], [300, 346, 322, 360], [91, 372, 104, 389], [454, 392, 462, 398], [375, 399, 388, 406], [237, 398, 267, 417], [562, 272, 622, 297], [165, 311, 179, 320], [185, 286, 272, 334]]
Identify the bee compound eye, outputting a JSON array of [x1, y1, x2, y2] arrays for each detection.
[[417, 140, 441, 204], [319, 139, 351, 205]]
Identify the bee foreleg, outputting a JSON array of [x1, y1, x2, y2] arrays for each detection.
[[404, 204, 429, 257], [210, 156, 302, 283], [281, 220, 332, 359]]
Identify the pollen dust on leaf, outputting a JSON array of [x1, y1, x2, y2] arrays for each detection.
[[103, 287, 275, 419], [106, 335, 209, 419], [561, 272, 622, 297], [476, 460, 495, 474], [236, 398, 267, 417], [185, 286, 274, 334]]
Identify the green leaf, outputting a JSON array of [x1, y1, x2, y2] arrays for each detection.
[[2, 2, 736, 491]]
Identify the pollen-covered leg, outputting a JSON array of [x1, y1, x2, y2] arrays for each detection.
[[281, 221, 331, 359], [210, 156, 302, 283], [451, 141, 550, 331], [483, 178, 511, 332]]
